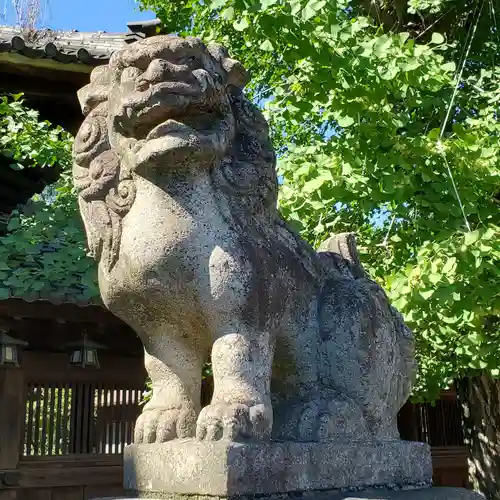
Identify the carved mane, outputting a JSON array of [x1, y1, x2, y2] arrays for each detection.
[[73, 63, 134, 272]]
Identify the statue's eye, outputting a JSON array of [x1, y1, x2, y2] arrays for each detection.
[[179, 56, 196, 65]]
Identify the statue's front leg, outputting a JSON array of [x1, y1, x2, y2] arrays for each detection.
[[135, 345, 202, 443], [196, 332, 274, 441]]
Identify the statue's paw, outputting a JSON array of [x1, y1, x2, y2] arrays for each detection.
[[134, 405, 197, 443], [196, 402, 272, 441], [274, 398, 369, 442]]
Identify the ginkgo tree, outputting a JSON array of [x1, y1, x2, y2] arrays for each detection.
[[138, 0, 499, 494]]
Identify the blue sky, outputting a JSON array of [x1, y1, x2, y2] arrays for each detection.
[[2, 0, 155, 32]]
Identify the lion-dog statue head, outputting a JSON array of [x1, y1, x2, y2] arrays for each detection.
[[73, 35, 277, 272]]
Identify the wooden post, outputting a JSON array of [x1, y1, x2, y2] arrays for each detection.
[[0, 366, 25, 469]]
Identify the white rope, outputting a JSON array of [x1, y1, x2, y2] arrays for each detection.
[[416, 5, 457, 40], [439, 0, 485, 142], [489, 0, 498, 72], [436, 0, 485, 232], [382, 212, 397, 246], [376, 211, 397, 247], [489, 0, 498, 34], [437, 141, 471, 232]]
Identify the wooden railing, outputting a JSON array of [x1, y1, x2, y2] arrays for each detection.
[[17, 454, 123, 490], [23, 381, 142, 457], [0, 351, 146, 500], [398, 391, 464, 446], [398, 391, 468, 488]]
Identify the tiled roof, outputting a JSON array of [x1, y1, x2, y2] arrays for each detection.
[[0, 19, 164, 67], [125, 19, 163, 41], [0, 26, 128, 66]]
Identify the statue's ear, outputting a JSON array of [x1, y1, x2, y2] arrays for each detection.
[[207, 42, 248, 89], [221, 57, 248, 89], [77, 65, 111, 116]]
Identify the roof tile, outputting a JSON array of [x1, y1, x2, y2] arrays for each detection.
[[0, 26, 128, 66]]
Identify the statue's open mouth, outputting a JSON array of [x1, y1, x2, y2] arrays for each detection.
[[116, 81, 223, 141]]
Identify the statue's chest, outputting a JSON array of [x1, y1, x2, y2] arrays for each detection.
[[115, 176, 235, 288]]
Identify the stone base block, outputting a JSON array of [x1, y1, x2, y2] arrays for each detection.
[[332, 489, 483, 499], [109, 489, 483, 500], [112, 489, 483, 500], [124, 440, 432, 497]]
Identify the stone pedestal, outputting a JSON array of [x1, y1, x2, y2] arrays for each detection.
[[117, 490, 482, 500], [124, 440, 433, 498], [327, 490, 483, 499]]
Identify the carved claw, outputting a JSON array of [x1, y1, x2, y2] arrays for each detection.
[[273, 398, 370, 442], [298, 399, 369, 442], [134, 406, 197, 443], [196, 402, 272, 442]]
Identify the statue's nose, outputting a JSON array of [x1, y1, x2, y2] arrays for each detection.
[[142, 58, 190, 84]]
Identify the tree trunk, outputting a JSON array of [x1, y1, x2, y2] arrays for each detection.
[[458, 375, 500, 499]]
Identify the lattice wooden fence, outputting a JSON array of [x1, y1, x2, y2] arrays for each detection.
[[24, 381, 143, 457]]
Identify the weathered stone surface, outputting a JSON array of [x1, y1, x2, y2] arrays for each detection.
[[331, 490, 484, 499], [113, 490, 483, 500], [124, 440, 432, 496]]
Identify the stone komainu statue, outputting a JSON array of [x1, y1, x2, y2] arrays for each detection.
[[73, 35, 415, 444]]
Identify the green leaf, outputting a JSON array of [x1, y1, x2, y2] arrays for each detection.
[[233, 17, 250, 31], [341, 162, 353, 175], [482, 227, 497, 240], [380, 64, 399, 80], [464, 230, 480, 246], [373, 35, 392, 57], [468, 333, 484, 345], [398, 32, 410, 45], [259, 39, 274, 51], [442, 257, 457, 274], [260, 0, 278, 7], [7, 218, 20, 231], [337, 115, 355, 127], [221, 6, 234, 19], [429, 273, 441, 284], [303, 174, 330, 193], [301, 0, 326, 21], [289, 0, 302, 15], [420, 289, 434, 300], [442, 61, 456, 73], [430, 32, 445, 45]]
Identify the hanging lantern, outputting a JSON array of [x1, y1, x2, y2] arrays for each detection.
[[66, 333, 106, 369], [0, 330, 28, 367]]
